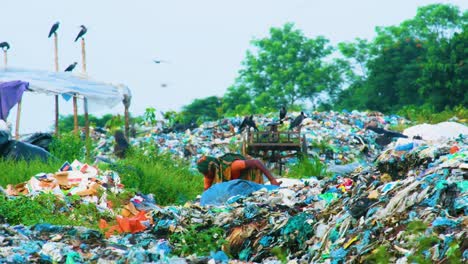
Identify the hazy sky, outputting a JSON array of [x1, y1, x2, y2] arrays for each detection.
[[1, 0, 466, 133]]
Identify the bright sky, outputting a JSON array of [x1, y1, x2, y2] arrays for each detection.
[[1, 0, 466, 134]]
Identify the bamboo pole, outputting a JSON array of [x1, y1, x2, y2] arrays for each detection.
[[15, 99, 22, 139], [123, 94, 130, 138], [80, 37, 89, 144], [84, 98, 89, 139], [81, 38, 86, 74], [73, 95, 78, 134], [54, 34, 59, 72], [54, 33, 60, 136], [3, 50, 7, 69], [84, 97, 90, 158]]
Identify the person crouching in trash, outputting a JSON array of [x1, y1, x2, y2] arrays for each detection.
[[197, 153, 282, 190]]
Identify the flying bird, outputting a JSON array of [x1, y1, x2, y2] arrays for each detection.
[[289, 112, 306, 130], [48, 22, 60, 38], [0, 42, 10, 50], [74, 25, 87, 42], [64, 62, 77, 72], [153, 59, 169, 64], [279, 106, 287, 124]]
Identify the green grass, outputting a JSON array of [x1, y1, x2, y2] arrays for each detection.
[[0, 193, 112, 229], [113, 143, 204, 206], [397, 105, 468, 125], [287, 157, 330, 179], [169, 224, 227, 257], [0, 159, 62, 188]]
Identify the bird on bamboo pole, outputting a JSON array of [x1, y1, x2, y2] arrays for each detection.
[[74, 25, 87, 42], [48, 22, 61, 136], [48, 22, 60, 38], [0, 42, 10, 68]]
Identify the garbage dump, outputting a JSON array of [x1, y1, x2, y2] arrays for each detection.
[[0, 111, 466, 263]]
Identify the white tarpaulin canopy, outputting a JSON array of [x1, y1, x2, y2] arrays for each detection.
[[0, 67, 131, 109]]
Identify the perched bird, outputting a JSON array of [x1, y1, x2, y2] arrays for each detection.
[[238, 116, 248, 132], [289, 112, 306, 130], [74, 25, 87, 42], [48, 22, 60, 38], [247, 115, 259, 131], [64, 62, 77, 72], [279, 106, 287, 124], [0, 42, 10, 50], [239, 115, 258, 133], [114, 130, 130, 159], [153, 59, 169, 64]]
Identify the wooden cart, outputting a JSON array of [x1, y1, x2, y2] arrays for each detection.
[[242, 123, 307, 175]]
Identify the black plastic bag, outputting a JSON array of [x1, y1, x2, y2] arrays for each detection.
[[0, 140, 51, 162], [23, 132, 53, 152]]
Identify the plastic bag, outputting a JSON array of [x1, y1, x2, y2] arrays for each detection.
[[23, 132, 53, 151], [0, 140, 51, 162]]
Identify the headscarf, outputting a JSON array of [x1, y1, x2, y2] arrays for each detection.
[[196, 155, 219, 175]]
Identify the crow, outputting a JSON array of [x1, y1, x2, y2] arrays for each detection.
[[74, 25, 87, 42], [64, 62, 77, 72], [114, 130, 130, 159], [289, 112, 306, 130], [238, 116, 248, 132], [238, 115, 258, 133], [48, 22, 60, 38], [247, 115, 259, 131], [279, 106, 287, 124], [0, 42, 10, 50]]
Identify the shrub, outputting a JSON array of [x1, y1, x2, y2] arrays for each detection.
[[49, 132, 86, 162], [112, 143, 203, 205], [0, 159, 62, 187], [287, 157, 330, 179], [169, 224, 227, 257], [0, 193, 112, 229]]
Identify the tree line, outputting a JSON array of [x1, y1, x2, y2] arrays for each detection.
[[178, 4, 467, 124]]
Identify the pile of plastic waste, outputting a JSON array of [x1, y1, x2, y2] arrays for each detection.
[[0, 112, 466, 263], [95, 110, 410, 170]]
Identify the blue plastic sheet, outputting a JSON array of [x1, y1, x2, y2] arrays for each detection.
[[210, 251, 229, 263], [200, 180, 278, 206], [432, 217, 459, 228], [330, 248, 348, 264]]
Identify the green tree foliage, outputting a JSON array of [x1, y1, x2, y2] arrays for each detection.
[[228, 23, 345, 111], [57, 114, 114, 132], [334, 4, 467, 113], [179, 4, 465, 120], [179, 96, 223, 124]]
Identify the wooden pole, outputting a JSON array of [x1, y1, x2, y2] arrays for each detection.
[[81, 37, 89, 144], [3, 50, 7, 69], [84, 98, 89, 139], [81, 38, 87, 74], [84, 97, 90, 158], [15, 99, 22, 139], [123, 94, 130, 138], [73, 95, 78, 134], [54, 33, 60, 136], [54, 33, 59, 72]]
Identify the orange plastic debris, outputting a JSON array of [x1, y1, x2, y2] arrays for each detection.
[[450, 145, 459, 154]]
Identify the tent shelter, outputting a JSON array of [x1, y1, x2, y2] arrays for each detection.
[[0, 67, 132, 139]]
